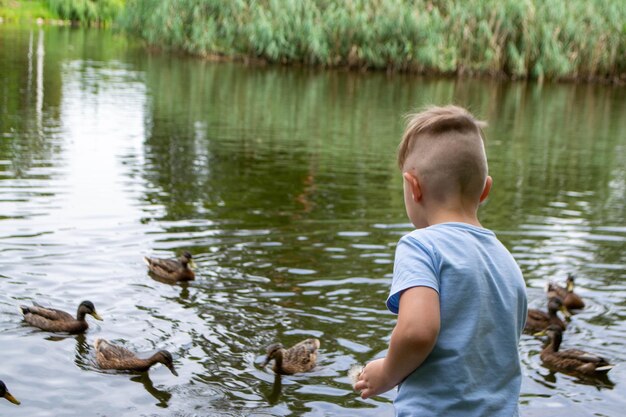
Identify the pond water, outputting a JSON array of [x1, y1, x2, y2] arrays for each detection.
[[0, 27, 624, 417]]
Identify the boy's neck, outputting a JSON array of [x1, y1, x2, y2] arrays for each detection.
[[423, 202, 483, 228]]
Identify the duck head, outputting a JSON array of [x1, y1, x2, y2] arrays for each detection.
[[548, 296, 571, 318], [155, 350, 178, 376], [262, 343, 284, 368], [181, 251, 197, 269], [77, 300, 103, 321]]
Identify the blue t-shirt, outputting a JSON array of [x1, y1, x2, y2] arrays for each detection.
[[387, 222, 527, 417]]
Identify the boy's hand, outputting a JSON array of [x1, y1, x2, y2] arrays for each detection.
[[353, 358, 396, 399]]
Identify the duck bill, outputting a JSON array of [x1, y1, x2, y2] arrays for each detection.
[[189, 260, 198, 269], [566, 282, 574, 292], [533, 330, 547, 337], [91, 311, 104, 321], [167, 364, 179, 376], [4, 392, 20, 405], [560, 306, 572, 319]]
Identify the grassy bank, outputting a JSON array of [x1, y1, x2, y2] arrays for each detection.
[[2, 1, 624, 81], [0, 0, 58, 22], [122, 0, 626, 82], [0, 0, 123, 25]]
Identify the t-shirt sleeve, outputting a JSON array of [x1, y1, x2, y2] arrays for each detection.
[[386, 234, 440, 314]]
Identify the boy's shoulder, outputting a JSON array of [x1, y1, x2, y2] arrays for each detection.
[[399, 222, 507, 263], [403, 222, 496, 243]]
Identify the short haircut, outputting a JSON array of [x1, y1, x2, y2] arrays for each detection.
[[397, 105, 488, 202]]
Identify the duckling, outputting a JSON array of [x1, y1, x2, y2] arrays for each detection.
[[144, 251, 196, 282], [535, 324, 614, 376], [94, 339, 178, 375], [524, 296, 570, 334], [20, 300, 102, 334], [549, 274, 585, 311], [0, 380, 20, 405], [262, 338, 320, 375]]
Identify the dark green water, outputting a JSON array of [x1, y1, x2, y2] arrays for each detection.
[[0, 27, 624, 417]]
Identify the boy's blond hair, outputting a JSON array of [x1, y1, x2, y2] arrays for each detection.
[[398, 105, 488, 203]]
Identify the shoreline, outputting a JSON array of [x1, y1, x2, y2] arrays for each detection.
[[2, 19, 622, 86], [142, 42, 626, 86]]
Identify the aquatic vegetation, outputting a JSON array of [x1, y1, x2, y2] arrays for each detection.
[[122, 0, 626, 81]]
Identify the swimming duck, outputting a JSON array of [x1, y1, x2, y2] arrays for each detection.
[[0, 381, 20, 405], [144, 251, 196, 282], [20, 300, 102, 334], [262, 338, 320, 375], [549, 274, 585, 310], [524, 296, 570, 334], [94, 339, 178, 375], [535, 324, 614, 376]]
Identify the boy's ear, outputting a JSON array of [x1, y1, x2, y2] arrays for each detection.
[[479, 176, 492, 203], [403, 171, 422, 203]]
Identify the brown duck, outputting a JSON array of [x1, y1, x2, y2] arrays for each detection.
[[20, 300, 102, 334], [0, 380, 20, 405], [262, 338, 320, 375], [94, 339, 178, 375], [549, 274, 585, 311], [535, 324, 614, 376], [524, 296, 570, 334], [144, 251, 196, 282]]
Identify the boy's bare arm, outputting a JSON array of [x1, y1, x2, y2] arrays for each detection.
[[355, 286, 440, 399], [386, 286, 440, 382]]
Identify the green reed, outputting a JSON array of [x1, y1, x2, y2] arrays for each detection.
[[46, 0, 124, 25], [123, 0, 625, 80]]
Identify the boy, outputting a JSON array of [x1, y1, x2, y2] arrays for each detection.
[[354, 105, 527, 416]]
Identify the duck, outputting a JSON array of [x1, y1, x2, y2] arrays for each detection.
[[548, 274, 585, 311], [524, 296, 570, 334], [94, 338, 178, 375], [261, 338, 320, 375], [0, 380, 20, 405], [144, 251, 196, 282], [20, 300, 102, 334], [535, 324, 614, 376]]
